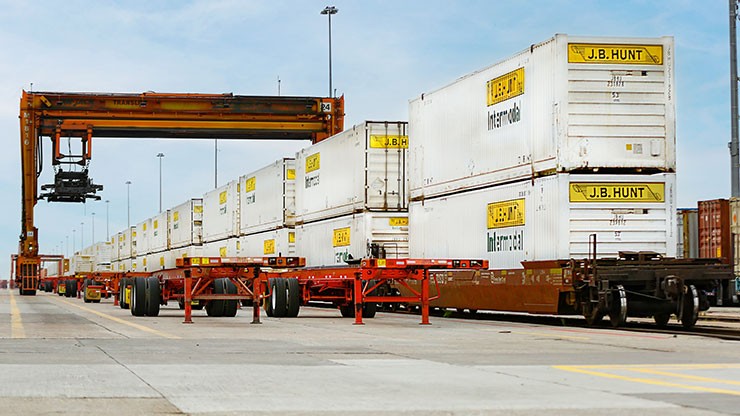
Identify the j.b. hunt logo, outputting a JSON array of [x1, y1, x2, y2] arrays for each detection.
[[487, 101, 521, 130]]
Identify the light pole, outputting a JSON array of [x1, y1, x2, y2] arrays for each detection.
[[105, 200, 110, 241], [72, 229, 76, 254], [321, 6, 339, 97], [91, 212, 95, 244], [157, 152, 165, 212], [125, 181, 132, 228]]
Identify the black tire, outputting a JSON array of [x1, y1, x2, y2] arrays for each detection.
[[265, 278, 275, 317], [191, 302, 204, 310], [362, 280, 378, 318], [286, 278, 300, 318], [269, 278, 287, 318], [222, 279, 238, 318], [130, 277, 147, 317], [205, 279, 226, 317], [144, 277, 161, 317], [63, 280, 71, 297], [68, 280, 78, 298], [119, 278, 130, 309], [339, 304, 354, 318], [178, 298, 185, 310]]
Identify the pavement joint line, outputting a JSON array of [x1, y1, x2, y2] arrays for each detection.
[[627, 368, 740, 387], [49, 295, 181, 340], [9, 290, 26, 339], [554, 365, 740, 396]]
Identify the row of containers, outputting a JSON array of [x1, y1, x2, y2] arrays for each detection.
[[66, 34, 708, 281]]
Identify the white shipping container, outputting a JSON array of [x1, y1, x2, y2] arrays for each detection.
[[239, 159, 296, 235], [44, 261, 60, 277], [239, 228, 296, 257], [677, 208, 699, 259], [295, 121, 408, 224], [135, 219, 152, 256], [202, 182, 239, 243], [117, 228, 135, 260], [159, 246, 203, 270], [296, 212, 409, 267], [409, 173, 676, 269], [150, 210, 170, 252], [93, 242, 112, 266], [409, 34, 675, 200], [202, 238, 239, 258], [94, 263, 112, 272], [170, 199, 203, 248], [71, 254, 94, 274], [110, 234, 120, 262], [120, 258, 132, 272]]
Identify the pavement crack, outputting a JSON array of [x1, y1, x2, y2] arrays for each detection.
[[94, 345, 171, 403]]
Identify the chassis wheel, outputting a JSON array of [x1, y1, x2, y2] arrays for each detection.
[[268, 278, 287, 318], [608, 285, 628, 328], [144, 277, 161, 317], [130, 278, 147, 317], [286, 278, 300, 318], [119, 278, 130, 309], [680, 284, 699, 329], [339, 304, 354, 318], [221, 279, 238, 318]]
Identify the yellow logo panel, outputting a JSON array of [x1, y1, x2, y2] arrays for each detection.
[[389, 217, 409, 227], [569, 183, 665, 202], [487, 67, 525, 106], [219, 247, 227, 257], [173, 211, 179, 222], [487, 199, 525, 229], [153, 219, 158, 229], [369, 135, 409, 149], [219, 191, 228, 204], [288, 231, 295, 243], [244, 176, 256, 193], [193, 205, 203, 214], [306, 153, 321, 173], [568, 43, 663, 65], [333, 227, 351, 247], [263, 239, 275, 255], [286, 169, 296, 180]]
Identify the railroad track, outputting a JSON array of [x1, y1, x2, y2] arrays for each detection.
[[414, 308, 740, 341]]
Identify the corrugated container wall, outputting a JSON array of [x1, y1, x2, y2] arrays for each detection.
[[676, 208, 698, 259], [202, 182, 239, 243], [110, 234, 120, 262], [149, 210, 170, 253], [409, 173, 675, 269], [409, 34, 675, 200], [295, 121, 408, 224], [296, 212, 409, 267], [239, 158, 296, 235], [169, 199, 203, 248], [93, 242, 112, 266], [202, 239, 239, 258], [239, 228, 296, 257], [698, 199, 731, 264], [135, 219, 152, 256]]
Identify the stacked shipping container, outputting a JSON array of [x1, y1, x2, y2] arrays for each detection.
[[408, 34, 677, 267], [295, 121, 409, 266]]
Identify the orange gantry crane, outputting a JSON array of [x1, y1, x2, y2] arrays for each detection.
[[16, 90, 344, 294]]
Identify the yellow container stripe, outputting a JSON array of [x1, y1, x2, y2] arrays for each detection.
[[570, 183, 665, 203], [568, 43, 663, 65], [369, 135, 409, 149]]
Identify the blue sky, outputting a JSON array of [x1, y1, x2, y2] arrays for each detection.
[[0, 0, 731, 275]]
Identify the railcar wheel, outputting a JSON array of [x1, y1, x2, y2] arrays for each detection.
[[653, 313, 670, 327], [680, 284, 699, 329], [286, 278, 300, 318], [144, 277, 161, 317], [608, 285, 628, 328], [130, 278, 147, 317]]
